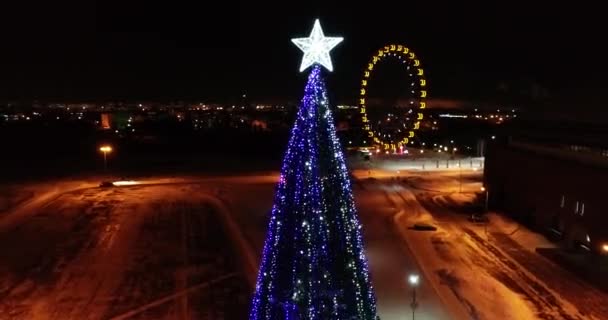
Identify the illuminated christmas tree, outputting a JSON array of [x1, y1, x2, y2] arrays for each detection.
[[249, 20, 378, 320]]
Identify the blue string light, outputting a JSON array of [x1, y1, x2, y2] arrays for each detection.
[[250, 65, 378, 319]]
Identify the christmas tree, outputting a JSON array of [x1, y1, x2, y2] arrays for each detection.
[[249, 20, 378, 320]]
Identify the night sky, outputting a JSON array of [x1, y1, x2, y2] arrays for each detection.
[[0, 2, 606, 114]]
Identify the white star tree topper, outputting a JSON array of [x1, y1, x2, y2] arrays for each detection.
[[291, 19, 343, 72]]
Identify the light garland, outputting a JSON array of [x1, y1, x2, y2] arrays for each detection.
[[250, 65, 378, 319], [359, 44, 427, 152]]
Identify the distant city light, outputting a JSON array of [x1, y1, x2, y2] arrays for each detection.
[[439, 113, 468, 118], [337, 105, 358, 109]]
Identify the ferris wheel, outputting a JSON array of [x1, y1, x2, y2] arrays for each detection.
[[359, 44, 427, 152]]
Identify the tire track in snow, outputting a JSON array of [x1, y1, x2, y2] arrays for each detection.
[[462, 228, 582, 320]]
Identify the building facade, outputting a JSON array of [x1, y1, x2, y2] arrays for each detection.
[[485, 137, 608, 255]]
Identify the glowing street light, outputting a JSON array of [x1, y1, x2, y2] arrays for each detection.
[[602, 243, 608, 253], [408, 274, 419, 320], [409, 274, 419, 286], [481, 186, 489, 212], [99, 145, 112, 171]]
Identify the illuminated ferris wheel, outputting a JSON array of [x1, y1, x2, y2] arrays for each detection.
[[359, 44, 427, 152]]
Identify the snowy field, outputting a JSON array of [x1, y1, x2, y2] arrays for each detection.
[[1, 165, 607, 320], [0, 181, 249, 320]]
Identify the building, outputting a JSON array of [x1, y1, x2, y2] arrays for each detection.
[[100, 113, 112, 129], [485, 125, 608, 255]]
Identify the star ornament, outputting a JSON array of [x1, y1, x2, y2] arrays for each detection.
[[291, 19, 343, 72]]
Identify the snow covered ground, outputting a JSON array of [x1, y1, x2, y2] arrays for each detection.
[[2, 166, 606, 320], [0, 181, 249, 320], [372, 168, 608, 320], [222, 176, 452, 320]]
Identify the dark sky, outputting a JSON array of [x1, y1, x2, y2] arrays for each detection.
[[1, 2, 606, 112]]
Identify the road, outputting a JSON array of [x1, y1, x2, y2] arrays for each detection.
[[353, 178, 451, 320]]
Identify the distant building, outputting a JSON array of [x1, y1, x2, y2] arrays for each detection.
[[485, 127, 608, 255], [336, 121, 349, 131], [101, 113, 112, 129], [251, 120, 268, 131]]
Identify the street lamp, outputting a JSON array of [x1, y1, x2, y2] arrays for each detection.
[[408, 274, 419, 320], [481, 186, 489, 212], [99, 145, 112, 171], [458, 158, 463, 193]]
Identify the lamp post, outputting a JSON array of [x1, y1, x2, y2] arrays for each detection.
[[99, 145, 112, 171], [408, 274, 419, 320], [458, 157, 462, 193], [481, 186, 489, 212]]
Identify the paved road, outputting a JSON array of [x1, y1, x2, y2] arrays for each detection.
[[354, 178, 451, 320]]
